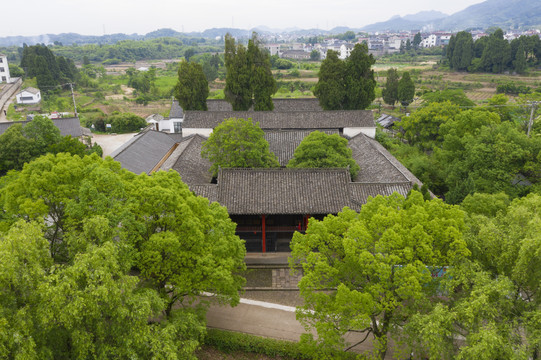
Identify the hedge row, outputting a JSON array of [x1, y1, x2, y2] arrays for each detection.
[[203, 328, 311, 359]]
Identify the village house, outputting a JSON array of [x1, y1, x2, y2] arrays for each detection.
[[16, 87, 41, 104], [0, 117, 86, 138], [112, 99, 424, 253], [0, 54, 11, 83]]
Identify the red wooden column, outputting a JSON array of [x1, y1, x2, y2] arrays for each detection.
[[261, 214, 266, 253]]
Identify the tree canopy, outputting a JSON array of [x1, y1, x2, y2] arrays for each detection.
[[0, 115, 101, 176], [287, 131, 360, 180], [0, 153, 246, 358], [382, 68, 399, 106], [224, 33, 277, 111], [201, 117, 279, 176], [289, 191, 468, 359], [174, 60, 209, 111], [314, 43, 376, 110], [397, 71, 415, 106]]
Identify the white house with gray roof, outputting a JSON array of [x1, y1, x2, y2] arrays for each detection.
[[16, 87, 41, 104], [0, 54, 10, 83]]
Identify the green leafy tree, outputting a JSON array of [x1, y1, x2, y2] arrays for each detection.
[[224, 34, 253, 110], [382, 68, 399, 106], [314, 43, 375, 110], [513, 41, 527, 74], [344, 43, 376, 110], [184, 47, 196, 61], [397, 71, 415, 106], [287, 131, 360, 180], [413, 32, 422, 49], [441, 121, 534, 203], [421, 89, 475, 107], [224, 33, 276, 111], [175, 60, 209, 111], [0, 153, 246, 358], [405, 193, 541, 359], [397, 101, 462, 151], [481, 29, 511, 73], [289, 191, 468, 359], [310, 49, 321, 61], [313, 50, 346, 110], [108, 112, 147, 133], [0, 124, 35, 176], [201, 118, 279, 176], [248, 34, 277, 111], [447, 31, 474, 71]]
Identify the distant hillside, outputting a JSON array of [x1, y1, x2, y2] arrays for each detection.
[[361, 11, 447, 32], [437, 0, 541, 30], [361, 0, 541, 31]]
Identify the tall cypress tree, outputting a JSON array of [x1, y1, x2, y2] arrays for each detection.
[[314, 44, 375, 110], [224, 33, 276, 111], [513, 42, 527, 74], [397, 72, 415, 106], [382, 68, 399, 107]]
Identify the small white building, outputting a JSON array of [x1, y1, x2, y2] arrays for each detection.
[[0, 54, 11, 83], [16, 87, 41, 104], [421, 34, 438, 48]]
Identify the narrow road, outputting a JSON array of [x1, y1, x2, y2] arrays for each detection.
[[205, 297, 397, 358], [0, 95, 15, 122]]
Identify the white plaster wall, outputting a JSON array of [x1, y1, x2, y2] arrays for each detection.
[[182, 128, 213, 137], [0, 56, 11, 83], [344, 127, 376, 139], [16, 91, 40, 104]]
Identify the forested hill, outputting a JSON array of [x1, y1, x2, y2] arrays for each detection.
[[437, 0, 541, 31], [362, 0, 541, 31], [0, 27, 264, 47]]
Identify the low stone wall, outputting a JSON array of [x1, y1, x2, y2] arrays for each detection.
[[0, 77, 22, 112]]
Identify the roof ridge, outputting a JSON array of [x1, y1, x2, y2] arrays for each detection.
[[110, 128, 162, 159], [350, 181, 412, 185]]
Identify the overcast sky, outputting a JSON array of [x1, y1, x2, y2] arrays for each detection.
[[1, 0, 486, 37]]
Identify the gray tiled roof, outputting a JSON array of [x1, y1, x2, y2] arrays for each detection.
[[206, 98, 323, 112], [170, 100, 184, 119], [18, 87, 40, 95], [111, 130, 177, 174], [182, 110, 374, 130], [188, 168, 416, 215], [264, 129, 338, 166], [349, 132, 422, 186], [349, 182, 413, 205], [190, 184, 218, 202], [376, 114, 400, 128], [210, 168, 360, 215], [159, 134, 212, 185], [0, 117, 83, 138]]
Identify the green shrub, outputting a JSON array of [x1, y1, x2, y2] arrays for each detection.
[[204, 329, 310, 359]]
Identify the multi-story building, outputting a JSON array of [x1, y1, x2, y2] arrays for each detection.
[[0, 54, 11, 84]]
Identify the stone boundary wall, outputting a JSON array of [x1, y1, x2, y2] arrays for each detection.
[[0, 77, 22, 113]]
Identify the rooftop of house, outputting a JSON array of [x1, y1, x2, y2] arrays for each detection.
[[188, 168, 413, 215], [0, 117, 84, 138], [159, 134, 213, 185], [203, 168, 361, 215], [110, 129, 178, 175], [18, 87, 40, 95], [170, 98, 324, 117], [182, 110, 375, 130], [376, 114, 400, 128], [264, 129, 338, 166]]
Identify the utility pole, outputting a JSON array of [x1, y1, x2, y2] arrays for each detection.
[[69, 83, 78, 118], [527, 101, 539, 137]]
